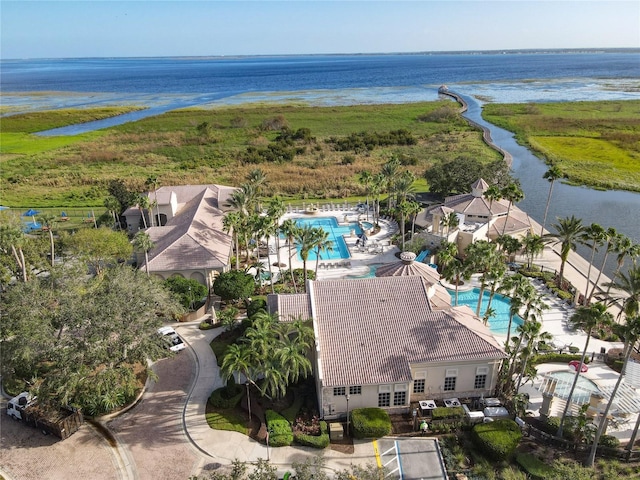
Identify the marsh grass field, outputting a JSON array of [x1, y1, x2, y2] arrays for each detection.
[[483, 100, 640, 192], [1, 99, 639, 208]]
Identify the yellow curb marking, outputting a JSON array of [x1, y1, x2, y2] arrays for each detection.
[[373, 439, 382, 468]]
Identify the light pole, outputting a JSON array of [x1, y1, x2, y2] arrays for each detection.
[[346, 394, 350, 437]]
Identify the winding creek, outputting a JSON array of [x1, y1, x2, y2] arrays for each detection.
[[459, 93, 640, 277]]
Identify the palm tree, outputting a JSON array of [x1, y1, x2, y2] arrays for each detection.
[[407, 200, 422, 240], [395, 170, 416, 205], [104, 195, 121, 230], [358, 170, 373, 221], [380, 157, 400, 209], [276, 335, 312, 384], [294, 225, 318, 291], [606, 234, 639, 296], [145, 175, 161, 226], [135, 193, 150, 229], [442, 259, 469, 307], [514, 320, 552, 391], [436, 240, 458, 272], [499, 274, 532, 345], [540, 165, 563, 236], [371, 173, 385, 225], [496, 234, 522, 263], [441, 211, 459, 238], [521, 233, 545, 269], [483, 261, 507, 319], [603, 266, 640, 320], [267, 196, 286, 272], [246, 168, 267, 212], [556, 302, 612, 437], [544, 215, 584, 289], [133, 231, 155, 276], [280, 219, 299, 293], [464, 240, 500, 316], [586, 314, 640, 467], [579, 223, 606, 305], [396, 200, 413, 251], [227, 188, 251, 216], [500, 182, 524, 236], [223, 212, 242, 270], [37, 213, 57, 267], [588, 227, 617, 303], [221, 343, 255, 385], [0, 215, 29, 282], [313, 228, 333, 277], [261, 218, 277, 295], [484, 184, 502, 211]]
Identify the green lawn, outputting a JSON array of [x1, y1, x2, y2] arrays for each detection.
[[483, 100, 640, 192], [205, 409, 249, 435]]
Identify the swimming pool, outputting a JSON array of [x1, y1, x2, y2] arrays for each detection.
[[450, 288, 523, 336], [347, 264, 384, 279], [546, 370, 599, 404], [291, 217, 363, 260]]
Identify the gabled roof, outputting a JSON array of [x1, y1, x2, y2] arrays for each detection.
[[274, 276, 506, 387], [141, 187, 232, 272]]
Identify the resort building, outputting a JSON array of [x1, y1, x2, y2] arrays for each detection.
[[127, 184, 237, 288], [416, 178, 533, 253], [268, 275, 506, 419]]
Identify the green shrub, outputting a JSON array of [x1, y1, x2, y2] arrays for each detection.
[[199, 320, 217, 330], [515, 453, 555, 479], [294, 420, 329, 449], [568, 346, 580, 353], [265, 409, 293, 446], [471, 419, 522, 461], [208, 384, 244, 409], [431, 406, 465, 420], [281, 395, 304, 423], [247, 297, 267, 318], [541, 416, 561, 435], [599, 434, 620, 448], [351, 408, 392, 439], [530, 352, 587, 366]]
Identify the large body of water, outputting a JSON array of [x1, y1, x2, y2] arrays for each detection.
[[2, 52, 639, 275]]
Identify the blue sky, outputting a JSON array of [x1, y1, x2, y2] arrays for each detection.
[[2, 1, 639, 59]]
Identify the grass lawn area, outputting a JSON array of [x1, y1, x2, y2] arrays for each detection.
[[483, 100, 640, 192], [1, 101, 499, 207], [205, 408, 250, 435]]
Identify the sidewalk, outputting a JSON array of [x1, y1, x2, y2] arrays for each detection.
[[175, 322, 377, 477]]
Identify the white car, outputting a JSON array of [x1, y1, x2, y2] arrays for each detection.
[[158, 326, 186, 352]]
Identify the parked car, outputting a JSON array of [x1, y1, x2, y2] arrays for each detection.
[[568, 360, 588, 372], [158, 326, 185, 352]]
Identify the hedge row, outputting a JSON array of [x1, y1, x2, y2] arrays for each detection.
[[351, 408, 392, 439], [530, 352, 588, 366], [266, 410, 293, 446], [471, 419, 522, 461], [208, 384, 244, 409], [431, 406, 465, 420], [294, 420, 329, 448]]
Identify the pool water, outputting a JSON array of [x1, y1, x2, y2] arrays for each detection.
[[347, 264, 383, 279], [291, 217, 363, 260], [450, 288, 523, 336], [547, 370, 599, 404]]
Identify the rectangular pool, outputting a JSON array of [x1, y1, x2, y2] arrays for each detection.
[[291, 216, 363, 260]]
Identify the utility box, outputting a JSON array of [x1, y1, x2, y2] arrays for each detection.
[[329, 422, 344, 440]]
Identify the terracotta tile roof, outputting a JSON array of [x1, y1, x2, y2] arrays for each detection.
[[267, 293, 312, 322], [142, 187, 232, 272], [272, 276, 506, 387]]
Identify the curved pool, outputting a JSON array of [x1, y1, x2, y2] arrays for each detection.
[[449, 288, 523, 336], [546, 370, 600, 404], [289, 216, 363, 260]]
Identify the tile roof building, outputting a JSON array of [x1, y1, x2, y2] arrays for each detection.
[[416, 178, 533, 254], [269, 276, 506, 419], [127, 184, 237, 288]]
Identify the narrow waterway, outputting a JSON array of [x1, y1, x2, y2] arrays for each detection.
[[459, 94, 640, 277]]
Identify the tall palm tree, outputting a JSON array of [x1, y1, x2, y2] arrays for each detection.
[[37, 213, 57, 267], [104, 195, 122, 230], [579, 223, 606, 305], [371, 173, 385, 225], [484, 184, 502, 212], [499, 274, 531, 345], [586, 314, 640, 467], [394, 170, 416, 205], [276, 335, 312, 384], [246, 168, 266, 212], [145, 175, 161, 227], [294, 225, 318, 291], [496, 234, 522, 263], [135, 193, 150, 229], [521, 233, 545, 269], [223, 212, 242, 270], [606, 234, 639, 295], [133, 231, 155, 276], [407, 200, 422, 240], [483, 261, 507, 319], [540, 165, 563, 236], [396, 200, 413, 251], [380, 157, 400, 209], [280, 219, 299, 293], [267, 196, 286, 272], [603, 266, 640, 321], [261, 219, 277, 295], [588, 227, 617, 303], [436, 240, 458, 272], [544, 215, 584, 289], [556, 302, 612, 437], [312, 228, 333, 277], [442, 259, 469, 307], [464, 240, 500, 316], [500, 182, 524, 236], [227, 188, 251, 216], [358, 170, 373, 221], [221, 343, 255, 385], [514, 320, 552, 391], [441, 211, 459, 238]]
